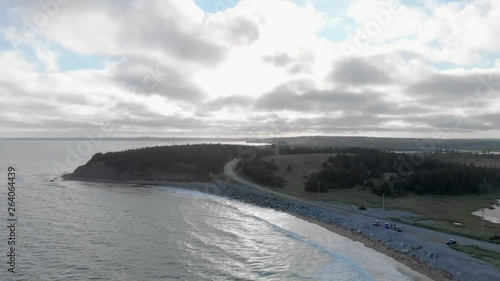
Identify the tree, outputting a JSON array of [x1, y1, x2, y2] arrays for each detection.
[[304, 174, 328, 193], [268, 159, 279, 171]]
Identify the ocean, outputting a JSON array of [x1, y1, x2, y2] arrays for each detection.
[[0, 140, 430, 280]]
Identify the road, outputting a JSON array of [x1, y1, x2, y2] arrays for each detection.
[[224, 159, 500, 253]]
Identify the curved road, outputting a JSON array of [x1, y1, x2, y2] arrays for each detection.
[[224, 159, 500, 253]]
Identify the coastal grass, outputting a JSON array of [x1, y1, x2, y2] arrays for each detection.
[[262, 153, 500, 242], [390, 217, 500, 245], [450, 244, 500, 270]]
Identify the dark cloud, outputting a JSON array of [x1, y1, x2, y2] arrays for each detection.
[[206, 113, 441, 135], [254, 85, 421, 115], [330, 58, 390, 85], [402, 112, 500, 131], [200, 96, 253, 112], [294, 114, 386, 128], [262, 52, 314, 74], [407, 72, 500, 103], [131, 22, 226, 65], [255, 88, 347, 111], [110, 116, 201, 129], [113, 57, 203, 100], [110, 102, 166, 119]]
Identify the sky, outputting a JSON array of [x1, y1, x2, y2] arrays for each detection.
[[1, 0, 500, 138]]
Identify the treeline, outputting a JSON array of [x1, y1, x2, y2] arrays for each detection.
[[88, 144, 241, 174], [305, 148, 500, 195], [397, 161, 500, 195], [277, 146, 336, 154], [241, 158, 285, 188]]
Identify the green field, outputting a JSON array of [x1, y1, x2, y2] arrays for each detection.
[[262, 153, 500, 241], [450, 245, 500, 270]]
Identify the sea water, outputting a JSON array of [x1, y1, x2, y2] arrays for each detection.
[[0, 140, 431, 280]]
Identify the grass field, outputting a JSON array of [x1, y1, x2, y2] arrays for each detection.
[[431, 153, 500, 168], [450, 245, 500, 270], [261, 154, 500, 241]]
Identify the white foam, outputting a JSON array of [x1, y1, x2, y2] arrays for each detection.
[[231, 202, 434, 281]]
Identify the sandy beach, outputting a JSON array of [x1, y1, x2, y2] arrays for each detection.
[[288, 212, 454, 281]]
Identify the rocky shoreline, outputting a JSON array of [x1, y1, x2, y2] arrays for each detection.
[[204, 181, 499, 281], [65, 177, 500, 281]]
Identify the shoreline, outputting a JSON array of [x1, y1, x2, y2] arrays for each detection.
[[287, 212, 453, 281], [64, 179, 455, 281], [67, 177, 500, 281]]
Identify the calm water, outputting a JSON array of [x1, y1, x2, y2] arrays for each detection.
[[472, 200, 500, 224], [0, 141, 424, 280]]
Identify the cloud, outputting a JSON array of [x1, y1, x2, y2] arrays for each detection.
[[2, 0, 500, 138], [329, 58, 390, 85], [17, 0, 227, 65], [407, 72, 500, 104], [111, 56, 204, 101], [206, 15, 260, 46], [262, 51, 315, 74], [254, 82, 404, 115], [401, 112, 500, 132], [200, 95, 254, 112], [262, 52, 292, 67]]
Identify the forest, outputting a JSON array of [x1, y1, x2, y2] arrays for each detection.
[[85, 144, 241, 175], [305, 148, 500, 195]]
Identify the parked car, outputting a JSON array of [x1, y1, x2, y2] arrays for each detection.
[[373, 220, 380, 226], [384, 222, 390, 229], [395, 225, 402, 232], [446, 239, 457, 245]]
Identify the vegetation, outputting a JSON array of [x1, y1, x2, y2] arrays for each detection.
[[277, 146, 336, 154], [236, 147, 286, 187], [255, 136, 500, 152], [241, 157, 285, 188], [450, 245, 500, 270], [72, 144, 242, 180], [304, 148, 500, 195], [261, 153, 500, 242]]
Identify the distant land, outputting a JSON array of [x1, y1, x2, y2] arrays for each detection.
[[249, 136, 500, 152], [1, 137, 250, 142], [4, 136, 500, 152]]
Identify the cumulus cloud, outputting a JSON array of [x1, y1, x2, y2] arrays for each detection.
[[111, 56, 204, 101], [407, 72, 500, 103], [329, 58, 390, 85], [2, 0, 500, 137]]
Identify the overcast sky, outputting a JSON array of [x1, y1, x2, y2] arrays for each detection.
[[1, 0, 500, 138]]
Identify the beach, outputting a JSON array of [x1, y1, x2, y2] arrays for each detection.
[[64, 176, 500, 281], [290, 213, 453, 281]]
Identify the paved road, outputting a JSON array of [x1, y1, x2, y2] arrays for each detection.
[[224, 159, 500, 253]]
